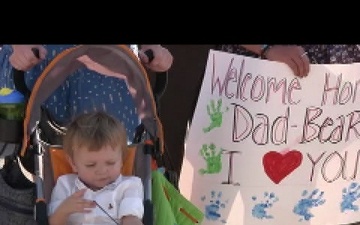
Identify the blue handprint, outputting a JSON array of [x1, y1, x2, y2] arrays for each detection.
[[251, 192, 279, 219], [341, 182, 360, 212], [201, 191, 228, 224], [293, 189, 326, 221]]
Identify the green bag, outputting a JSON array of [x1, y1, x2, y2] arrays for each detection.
[[152, 170, 204, 225]]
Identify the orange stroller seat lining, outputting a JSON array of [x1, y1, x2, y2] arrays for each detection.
[[49, 147, 73, 181], [49, 145, 138, 182]]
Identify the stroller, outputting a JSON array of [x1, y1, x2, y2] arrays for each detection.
[[0, 45, 204, 225]]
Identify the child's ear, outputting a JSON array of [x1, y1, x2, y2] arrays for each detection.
[[66, 155, 77, 173]]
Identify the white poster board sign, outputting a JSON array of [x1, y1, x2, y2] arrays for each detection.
[[179, 50, 360, 225]]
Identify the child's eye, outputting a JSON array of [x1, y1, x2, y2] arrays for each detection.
[[106, 161, 116, 166], [85, 164, 96, 168]]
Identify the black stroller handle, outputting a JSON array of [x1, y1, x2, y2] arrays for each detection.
[[11, 47, 47, 225], [144, 49, 154, 62], [143, 48, 168, 97], [12, 48, 40, 98], [35, 200, 49, 225]]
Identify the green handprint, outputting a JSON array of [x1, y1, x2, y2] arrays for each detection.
[[199, 143, 223, 175], [203, 99, 229, 133]]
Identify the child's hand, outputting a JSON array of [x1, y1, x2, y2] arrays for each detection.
[[56, 189, 96, 216], [121, 215, 144, 225]]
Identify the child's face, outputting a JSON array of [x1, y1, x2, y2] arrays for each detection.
[[69, 145, 123, 190]]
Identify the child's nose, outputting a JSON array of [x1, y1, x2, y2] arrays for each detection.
[[95, 165, 107, 175]]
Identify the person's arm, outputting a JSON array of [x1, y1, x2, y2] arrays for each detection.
[[239, 45, 310, 78], [138, 45, 173, 72]]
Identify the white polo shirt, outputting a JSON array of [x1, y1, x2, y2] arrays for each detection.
[[48, 174, 144, 225]]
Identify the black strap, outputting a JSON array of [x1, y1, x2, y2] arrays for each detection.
[[13, 69, 30, 99], [12, 48, 40, 100], [152, 71, 168, 112], [143, 48, 168, 114]]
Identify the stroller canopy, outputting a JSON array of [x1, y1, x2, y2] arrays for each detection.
[[21, 45, 163, 155]]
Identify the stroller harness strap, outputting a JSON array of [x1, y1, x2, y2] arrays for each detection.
[[21, 45, 164, 156]]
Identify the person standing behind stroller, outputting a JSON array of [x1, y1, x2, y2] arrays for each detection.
[[48, 111, 144, 225], [218, 44, 360, 225], [0, 44, 172, 142], [218, 45, 360, 77]]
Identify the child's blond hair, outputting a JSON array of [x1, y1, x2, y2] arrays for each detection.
[[63, 111, 127, 159]]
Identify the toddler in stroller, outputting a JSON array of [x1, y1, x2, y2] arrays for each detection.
[[49, 111, 144, 225], [0, 45, 204, 225]]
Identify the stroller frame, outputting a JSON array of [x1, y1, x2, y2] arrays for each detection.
[[6, 45, 165, 225]]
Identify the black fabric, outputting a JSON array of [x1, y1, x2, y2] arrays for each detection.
[[0, 119, 23, 143], [0, 172, 35, 225], [0, 155, 34, 190]]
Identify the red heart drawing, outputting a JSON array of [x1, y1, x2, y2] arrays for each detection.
[[263, 150, 302, 184]]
